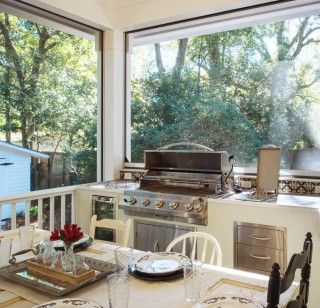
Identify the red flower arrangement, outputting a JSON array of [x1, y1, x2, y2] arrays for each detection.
[[50, 224, 84, 245]]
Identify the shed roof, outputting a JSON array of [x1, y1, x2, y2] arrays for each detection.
[[0, 141, 49, 159]]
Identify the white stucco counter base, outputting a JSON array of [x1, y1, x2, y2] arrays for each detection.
[[200, 196, 320, 307]]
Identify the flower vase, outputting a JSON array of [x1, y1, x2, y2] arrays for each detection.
[[62, 243, 75, 272]]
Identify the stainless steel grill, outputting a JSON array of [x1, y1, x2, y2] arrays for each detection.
[[120, 144, 234, 225]]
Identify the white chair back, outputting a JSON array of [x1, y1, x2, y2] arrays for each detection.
[[166, 231, 222, 265], [89, 215, 131, 246]]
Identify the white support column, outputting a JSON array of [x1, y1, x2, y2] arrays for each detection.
[[49, 196, 54, 231], [11, 203, 16, 230], [60, 194, 66, 228], [38, 198, 43, 229], [25, 200, 30, 226], [103, 29, 125, 180]]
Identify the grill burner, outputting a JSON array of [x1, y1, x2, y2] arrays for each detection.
[[121, 147, 233, 225]]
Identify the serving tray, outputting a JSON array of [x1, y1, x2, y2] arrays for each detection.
[[0, 257, 118, 297], [26, 259, 95, 285]]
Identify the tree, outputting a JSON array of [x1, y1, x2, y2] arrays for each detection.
[[131, 16, 320, 168], [0, 12, 98, 186]]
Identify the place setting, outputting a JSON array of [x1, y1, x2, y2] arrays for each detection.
[[112, 247, 267, 308]]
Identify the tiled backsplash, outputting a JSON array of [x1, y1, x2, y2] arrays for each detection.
[[120, 169, 147, 181], [235, 176, 320, 194], [120, 169, 320, 195]]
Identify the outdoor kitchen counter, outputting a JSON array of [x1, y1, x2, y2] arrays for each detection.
[[80, 181, 320, 210], [77, 182, 320, 306], [212, 192, 320, 210], [204, 193, 320, 308]]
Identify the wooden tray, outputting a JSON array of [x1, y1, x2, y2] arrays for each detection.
[[0, 257, 118, 297], [26, 259, 95, 285]]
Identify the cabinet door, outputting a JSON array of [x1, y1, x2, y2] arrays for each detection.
[[134, 221, 165, 252], [164, 225, 194, 255]]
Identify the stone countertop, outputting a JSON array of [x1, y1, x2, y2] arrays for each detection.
[[78, 180, 139, 193], [210, 191, 320, 211]]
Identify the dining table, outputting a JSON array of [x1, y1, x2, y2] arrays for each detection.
[[0, 228, 298, 308]]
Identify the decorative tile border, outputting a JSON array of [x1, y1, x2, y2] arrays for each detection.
[[236, 175, 320, 194], [119, 169, 147, 180]]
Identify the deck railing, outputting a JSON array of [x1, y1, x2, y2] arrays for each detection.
[[0, 186, 78, 231]]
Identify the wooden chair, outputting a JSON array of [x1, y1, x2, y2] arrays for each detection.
[[166, 231, 222, 265], [267, 232, 313, 308], [89, 215, 131, 247]]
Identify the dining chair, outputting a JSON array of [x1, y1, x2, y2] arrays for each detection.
[[267, 232, 313, 308], [89, 215, 132, 246], [165, 231, 222, 265]]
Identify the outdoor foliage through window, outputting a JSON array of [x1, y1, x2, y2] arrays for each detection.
[[0, 11, 98, 189], [129, 14, 320, 170]]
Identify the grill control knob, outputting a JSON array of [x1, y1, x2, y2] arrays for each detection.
[[154, 200, 164, 208], [169, 201, 179, 209], [128, 197, 137, 205], [193, 202, 203, 213], [142, 198, 150, 206], [184, 202, 193, 212]]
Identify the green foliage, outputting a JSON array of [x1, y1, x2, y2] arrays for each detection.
[[130, 16, 320, 168], [0, 12, 97, 184]]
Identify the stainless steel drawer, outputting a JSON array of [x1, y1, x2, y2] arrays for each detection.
[[237, 225, 284, 250], [237, 243, 284, 273]]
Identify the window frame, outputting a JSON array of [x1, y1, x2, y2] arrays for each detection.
[[124, 0, 320, 178], [0, 0, 104, 182]]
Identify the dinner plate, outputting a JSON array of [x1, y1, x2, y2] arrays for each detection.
[[133, 252, 188, 276], [194, 295, 266, 308], [36, 234, 93, 252], [34, 298, 103, 308]]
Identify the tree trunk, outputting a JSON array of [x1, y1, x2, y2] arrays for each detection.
[[4, 63, 12, 142], [154, 43, 165, 74], [173, 38, 188, 80], [0, 15, 54, 149]]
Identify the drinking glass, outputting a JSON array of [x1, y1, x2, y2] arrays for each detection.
[[42, 238, 57, 267], [107, 273, 131, 308], [183, 259, 203, 303], [114, 247, 133, 272], [0, 238, 13, 267], [73, 255, 89, 275], [19, 225, 35, 250]]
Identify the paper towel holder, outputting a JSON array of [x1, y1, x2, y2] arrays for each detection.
[[256, 145, 281, 198]]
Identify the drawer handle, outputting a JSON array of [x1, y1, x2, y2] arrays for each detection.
[[249, 253, 271, 260], [250, 235, 271, 241]]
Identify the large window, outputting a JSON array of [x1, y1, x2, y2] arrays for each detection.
[[0, 2, 101, 226], [0, 3, 101, 188], [126, 1, 320, 173]]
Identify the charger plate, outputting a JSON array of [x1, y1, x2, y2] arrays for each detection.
[[133, 252, 188, 276], [194, 295, 266, 308], [34, 298, 103, 308], [0, 257, 118, 297], [128, 265, 183, 281]]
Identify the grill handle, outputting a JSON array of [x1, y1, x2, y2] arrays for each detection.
[[249, 253, 271, 260], [250, 235, 271, 241], [157, 142, 214, 152]]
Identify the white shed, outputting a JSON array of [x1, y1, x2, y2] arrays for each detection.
[[0, 141, 49, 219]]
